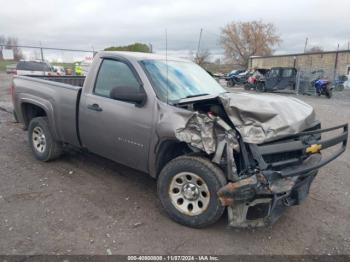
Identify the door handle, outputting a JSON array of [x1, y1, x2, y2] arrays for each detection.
[[87, 103, 103, 112]]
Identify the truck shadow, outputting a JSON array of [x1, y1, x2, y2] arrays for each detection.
[[58, 146, 285, 235]]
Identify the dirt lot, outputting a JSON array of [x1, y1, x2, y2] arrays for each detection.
[[0, 72, 350, 255]]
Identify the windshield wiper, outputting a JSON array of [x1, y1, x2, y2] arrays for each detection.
[[183, 93, 209, 99]]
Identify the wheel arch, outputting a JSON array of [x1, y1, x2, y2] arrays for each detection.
[[152, 139, 193, 179], [21, 102, 47, 128], [19, 97, 60, 141]]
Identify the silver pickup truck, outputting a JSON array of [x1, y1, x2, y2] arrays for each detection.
[[12, 51, 348, 228]]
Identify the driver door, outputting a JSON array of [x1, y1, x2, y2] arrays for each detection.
[[265, 69, 280, 91], [79, 58, 153, 172], [279, 68, 296, 90]]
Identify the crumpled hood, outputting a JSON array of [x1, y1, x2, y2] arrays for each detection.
[[219, 92, 316, 144]]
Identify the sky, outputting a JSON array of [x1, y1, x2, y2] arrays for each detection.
[[0, 0, 349, 62]]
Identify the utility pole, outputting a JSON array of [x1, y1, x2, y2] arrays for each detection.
[[347, 41, 350, 67], [196, 28, 203, 59], [92, 45, 97, 57], [39, 41, 44, 61], [334, 43, 339, 81], [303, 37, 308, 53]]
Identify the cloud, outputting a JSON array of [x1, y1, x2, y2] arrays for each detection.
[[0, 0, 349, 57]]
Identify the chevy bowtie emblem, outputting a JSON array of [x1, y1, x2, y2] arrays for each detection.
[[306, 144, 322, 154]]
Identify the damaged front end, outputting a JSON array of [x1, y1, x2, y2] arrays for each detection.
[[217, 123, 348, 227], [174, 94, 348, 227]]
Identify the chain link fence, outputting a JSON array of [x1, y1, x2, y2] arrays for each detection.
[[0, 44, 95, 75], [295, 68, 350, 96]]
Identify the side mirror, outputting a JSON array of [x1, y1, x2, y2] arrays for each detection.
[[110, 86, 146, 106]]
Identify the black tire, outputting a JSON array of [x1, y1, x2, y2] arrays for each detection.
[[28, 117, 63, 161], [157, 156, 226, 228], [256, 82, 265, 92], [326, 89, 332, 98], [227, 79, 235, 87]]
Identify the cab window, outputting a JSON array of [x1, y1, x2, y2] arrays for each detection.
[[282, 69, 294, 77], [94, 59, 140, 98], [269, 69, 280, 78]]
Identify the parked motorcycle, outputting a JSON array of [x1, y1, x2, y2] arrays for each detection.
[[313, 79, 333, 98], [244, 75, 257, 90], [226, 70, 249, 87], [244, 69, 269, 91]]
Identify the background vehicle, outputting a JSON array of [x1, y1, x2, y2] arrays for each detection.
[[5, 64, 17, 74], [244, 68, 270, 90], [333, 74, 348, 91], [16, 61, 56, 76], [12, 51, 348, 228], [344, 74, 350, 89], [52, 65, 66, 76], [226, 70, 249, 87], [258, 67, 297, 92], [226, 69, 245, 78], [313, 79, 333, 98]]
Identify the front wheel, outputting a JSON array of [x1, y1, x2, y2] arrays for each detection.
[[227, 79, 235, 87], [157, 156, 226, 228], [244, 84, 251, 90]]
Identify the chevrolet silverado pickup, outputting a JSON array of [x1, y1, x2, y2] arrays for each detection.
[[12, 51, 348, 228]]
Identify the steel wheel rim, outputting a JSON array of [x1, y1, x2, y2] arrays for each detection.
[[169, 172, 210, 216], [32, 126, 46, 153]]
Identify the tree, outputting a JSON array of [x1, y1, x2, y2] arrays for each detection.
[[5, 37, 23, 60], [104, 43, 151, 53], [193, 49, 211, 67], [0, 36, 23, 60], [0, 35, 5, 60], [220, 20, 281, 68], [307, 46, 324, 53]]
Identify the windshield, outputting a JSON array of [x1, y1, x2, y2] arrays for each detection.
[[141, 59, 225, 102]]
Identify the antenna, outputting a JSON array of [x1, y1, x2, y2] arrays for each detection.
[[165, 29, 169, 104], [196, 28, 203, 61], [304, 37, 308, 53]]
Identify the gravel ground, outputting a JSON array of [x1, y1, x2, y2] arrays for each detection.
[[0, 72, 350, 255]]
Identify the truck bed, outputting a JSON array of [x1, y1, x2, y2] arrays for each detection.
[[13, 75, 83, 147], [27, 75, 86, 87]]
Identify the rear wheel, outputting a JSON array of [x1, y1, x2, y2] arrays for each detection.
[[157, 156, 226, 228], [326, 88, 333, 98], [227, 79, 235, 87], [28, 117, 63, 161]]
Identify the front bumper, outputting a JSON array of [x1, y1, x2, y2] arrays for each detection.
[[217, 123, 348, 227]]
